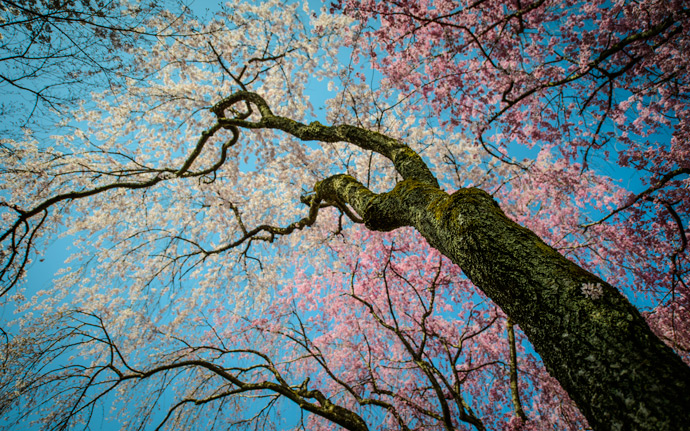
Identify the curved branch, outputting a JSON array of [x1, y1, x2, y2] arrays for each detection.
[[111, 357, 370, 431], [0, 124, 239, 296], [488, 13, 682, 125], [211, 91, 439, 188], [582, 167, 690, 229]]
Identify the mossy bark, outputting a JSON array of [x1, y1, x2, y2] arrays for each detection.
[[212, 92, 690, 430], [319, 175, 690, 431]]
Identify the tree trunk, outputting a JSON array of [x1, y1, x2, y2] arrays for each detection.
[[213, 92, 690, 430], [318, 175, 690, 431]]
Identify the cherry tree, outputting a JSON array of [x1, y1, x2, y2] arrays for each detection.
[[1, 1, 689, 431]]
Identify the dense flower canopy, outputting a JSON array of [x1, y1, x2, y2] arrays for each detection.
[[0, 0, 688, 430]]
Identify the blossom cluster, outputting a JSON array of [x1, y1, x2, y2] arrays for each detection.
[[581, 282, 604, 300]]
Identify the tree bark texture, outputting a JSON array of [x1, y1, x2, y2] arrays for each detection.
[[318, 175, 690, 431], [213, 92, 690, 431]]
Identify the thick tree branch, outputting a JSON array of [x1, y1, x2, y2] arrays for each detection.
[[211, 91, 439, 188], [111, 357, 371, 431], [210, 94, 690, 430]]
